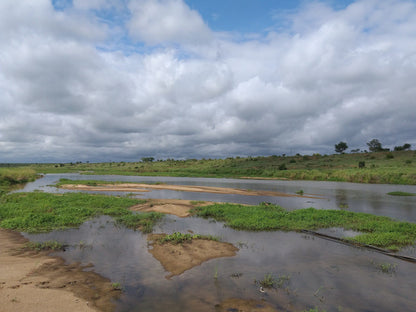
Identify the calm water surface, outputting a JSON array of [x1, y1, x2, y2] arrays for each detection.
[[20, 173, 416, 221], [20, 174, 416, 311]]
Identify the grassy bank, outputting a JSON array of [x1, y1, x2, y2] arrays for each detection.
[[0, 192, 162, 233], [29, 150, 416, 184], [192, 202, 416, 251], [0, 167, 38, 195]]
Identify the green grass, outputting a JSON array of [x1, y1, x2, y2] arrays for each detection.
[[0, 167, 38, 195], [255, 273, 290, 289], [387, 191, 416, 196], [157, 232, 219, 245], [0, 192, 162, 233], [377, 262, 397, 274], [28, 150, 416, 185], [192, 202, 416, 251], [111, 282, 123, 291], [24, 240, 65, 251]]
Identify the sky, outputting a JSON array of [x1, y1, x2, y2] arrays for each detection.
[[1, 0, 416, 163]]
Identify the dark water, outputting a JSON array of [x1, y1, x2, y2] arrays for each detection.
[[20, 174, 416, 311]]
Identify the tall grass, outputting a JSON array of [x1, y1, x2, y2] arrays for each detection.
[[192, 202, 416, 251], [0, 167, 38, 196], [0, 167, 37, 185]]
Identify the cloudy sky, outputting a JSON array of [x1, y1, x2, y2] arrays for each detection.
[[1, 0, 415, 163]]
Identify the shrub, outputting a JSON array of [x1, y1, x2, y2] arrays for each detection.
[[358, 161, 366, 168]]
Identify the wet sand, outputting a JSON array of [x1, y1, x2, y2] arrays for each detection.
[[147, 234, 239, 279], [61, 182, 321, 198], [0, 229, 120, 312], [216, 298, 278, 311], [130, 198, 212, 217]]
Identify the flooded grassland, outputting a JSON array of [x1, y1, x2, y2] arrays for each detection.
[[2, 174, 416, 311]]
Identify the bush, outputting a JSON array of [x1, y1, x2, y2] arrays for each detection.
[[358, 161, 366, 168], [278, 164, 287, 170]]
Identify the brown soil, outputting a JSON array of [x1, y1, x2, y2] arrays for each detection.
[[147, 234, 238, 278], [130, 199, 212, 217], [0, 229, 120, 312], [61, 183, 322, 198], [215, 298, 277, 311]]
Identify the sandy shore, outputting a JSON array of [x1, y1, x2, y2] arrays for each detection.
[[61, 182, 321, 198], [0, 229, 120, 312]]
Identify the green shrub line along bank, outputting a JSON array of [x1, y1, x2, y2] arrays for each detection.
[[0, 168, 38, 195], [0, 192, 162, 233], [25, 150, 416, 185], [192, 202, 416, 251]]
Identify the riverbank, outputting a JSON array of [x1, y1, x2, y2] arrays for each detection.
[[29, 150, 416, 185], [0, 229, 119, 312]]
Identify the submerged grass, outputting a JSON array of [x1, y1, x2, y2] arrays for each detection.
[[192, 202, 416, 251], [24, 240, 65, 251], [387, 191, 416, 196], [0, 192, 162, 233]]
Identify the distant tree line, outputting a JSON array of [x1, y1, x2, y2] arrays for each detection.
[[335, 139, 411, 153]]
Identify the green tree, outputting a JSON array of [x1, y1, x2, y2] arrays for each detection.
[[141, 157, 154, 162], [335, 141, 348, 153], [367, 139, 383, 152], [394, 143, 411, 151]]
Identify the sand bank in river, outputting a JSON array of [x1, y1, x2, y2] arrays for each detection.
[[0, 229, 120, 312], [147, 234, 238, 279], [130, 198, 212, 217], [61, 182, 321, 198]]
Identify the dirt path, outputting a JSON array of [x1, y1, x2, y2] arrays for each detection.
[[147, 234, 238, 278], [61, 182, 322, 198], [0, 229, 120, 312]]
